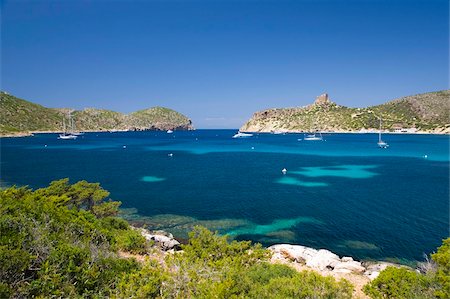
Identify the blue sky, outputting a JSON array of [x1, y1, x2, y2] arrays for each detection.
[[2, 0, 448, 128]]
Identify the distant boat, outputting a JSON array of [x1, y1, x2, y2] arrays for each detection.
[[59, 134, 77, 140], [377, 118, 389, 148], [273, 131, 284, 135], [232, 132, 253, 138], [58, 114, 77, 140], [304, 132, 323, 141], [167, 130, 174, 134]]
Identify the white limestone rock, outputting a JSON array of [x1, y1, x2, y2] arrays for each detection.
[[363, 262, 398, 280], [138, 228, 181, 251], [333, 260, 366, 273], [306, 249, 341, 270]]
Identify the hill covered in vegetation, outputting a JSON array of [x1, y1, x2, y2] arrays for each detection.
[[1, 180, 449, 298], [240, 90, 450, 134], [0, 92, 194, 135]]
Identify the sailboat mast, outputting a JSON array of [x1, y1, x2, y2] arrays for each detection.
[[71, 114, 74, 133], [379, 118, 382, 142]]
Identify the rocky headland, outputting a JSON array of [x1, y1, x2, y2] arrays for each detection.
[[240, 90, 450, 134]]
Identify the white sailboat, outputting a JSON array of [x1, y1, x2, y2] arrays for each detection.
[[304, 132, 323, 141], [58, 114, 77, 140], [377, 118, 389, 148]]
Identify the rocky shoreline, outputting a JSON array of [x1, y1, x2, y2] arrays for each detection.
[[136, 227, 403, 281], [0, 128, 193, 138], [268, 244, 401, 280], [133, 227, 408, 298], [241, 129, 450, 135], [1, 129, 448, 138]]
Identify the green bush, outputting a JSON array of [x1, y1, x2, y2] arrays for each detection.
[[363, 267, 435, 299], [0, 179, 141, 298], [251, 270, 353, 299], [432, 238, 450, 298], [364, 238, 450, 299]]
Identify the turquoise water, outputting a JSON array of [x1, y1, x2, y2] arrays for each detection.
[[1, 130, 448, 263]]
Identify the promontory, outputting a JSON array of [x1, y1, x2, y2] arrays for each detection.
[[240, 90, 450, 134]]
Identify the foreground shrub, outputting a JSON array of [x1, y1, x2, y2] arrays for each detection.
[[0, 180, 142, 297], [363, 267, 435, 299], [364, 238, 450, 299], [432, 238, 450, 298]]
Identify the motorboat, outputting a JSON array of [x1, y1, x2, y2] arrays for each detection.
[[232, 132, 253, 138], [303, 132, 323, 141]]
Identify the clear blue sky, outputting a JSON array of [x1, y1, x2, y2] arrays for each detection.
[[2, 0, 448, 128]]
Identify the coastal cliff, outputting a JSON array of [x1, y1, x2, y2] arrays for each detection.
[[0, 91, 194, 135], [240, 90, 450, 134]]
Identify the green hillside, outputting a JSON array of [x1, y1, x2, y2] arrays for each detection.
[[240, 90, 450, 133], [0, 92, 194, 135], [0, 92, 63, 133]]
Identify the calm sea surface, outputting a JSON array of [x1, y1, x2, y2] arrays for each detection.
[[1, 130, 449, 263]]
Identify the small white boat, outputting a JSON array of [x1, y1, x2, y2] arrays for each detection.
[[303, 132, 323, 141], [232, 132, 253, 138], [377, 118, 389, 148], [58, 133, 77, 140], [377, 140, 389, 148], [167, 130, 174, 134]]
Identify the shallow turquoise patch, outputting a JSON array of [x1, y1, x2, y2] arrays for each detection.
[[292, 165, 379, 179], [226, 217, 323, 236], [141, 176, 166, 182], [276, 176, 328, 187]]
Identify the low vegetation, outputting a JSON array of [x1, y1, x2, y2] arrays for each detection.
[[363, 238, 450, 298], [0, 180, 448, 298]]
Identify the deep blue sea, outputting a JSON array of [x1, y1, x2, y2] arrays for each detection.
[[1, 130, 449, 263]]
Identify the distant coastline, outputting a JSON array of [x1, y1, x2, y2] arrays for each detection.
[[0, 128, 185, 138], [1, 129, 449, 138]]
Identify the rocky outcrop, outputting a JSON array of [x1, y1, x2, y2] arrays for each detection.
[[314, 93, 332, 106], [362, 262, 400, 280], [269, 244, 397, 280], [137, 228, 181, 251]]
